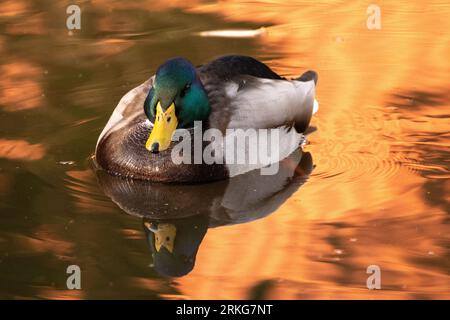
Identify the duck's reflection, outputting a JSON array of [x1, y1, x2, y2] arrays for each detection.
[[95, 150, 313, 277], [143, 215, 209, 277]]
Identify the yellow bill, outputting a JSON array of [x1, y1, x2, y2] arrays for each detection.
[[153, 223, 177, 253], [146, 102, 178, 153]]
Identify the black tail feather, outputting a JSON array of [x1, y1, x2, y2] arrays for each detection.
[[297, 70, 318, 85]]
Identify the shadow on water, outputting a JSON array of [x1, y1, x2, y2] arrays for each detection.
[[94, 150, 313, 277]]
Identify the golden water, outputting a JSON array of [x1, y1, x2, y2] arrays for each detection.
[[0, 0, 448, 299]]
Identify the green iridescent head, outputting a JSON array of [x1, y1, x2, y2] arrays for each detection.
[[144, 58, 210, 153]]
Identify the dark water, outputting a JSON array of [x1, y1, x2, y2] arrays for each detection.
[[0, 1, 449, 299]]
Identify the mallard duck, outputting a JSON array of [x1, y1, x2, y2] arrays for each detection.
[[95, 55, 318, 182]]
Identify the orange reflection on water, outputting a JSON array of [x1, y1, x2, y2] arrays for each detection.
[[0, 139, 45, 161], [0, 0, 28, 18], [0, 62, 44, 112], [4, 13, 47, 35], [174, 0, 450, 299]]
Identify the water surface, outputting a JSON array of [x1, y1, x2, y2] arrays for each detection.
[[0, 0, 449, 299]]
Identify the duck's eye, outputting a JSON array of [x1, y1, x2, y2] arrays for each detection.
[[180, 84, 191, 98]]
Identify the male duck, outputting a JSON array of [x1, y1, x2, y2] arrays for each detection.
[[95, 55, 318, 183]]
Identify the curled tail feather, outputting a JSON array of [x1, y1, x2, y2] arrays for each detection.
[[297, 70, 318, 85]]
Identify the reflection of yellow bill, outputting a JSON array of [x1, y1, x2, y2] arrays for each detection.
[[146, 102, 178, 153], [145, 222, 177, 253]]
